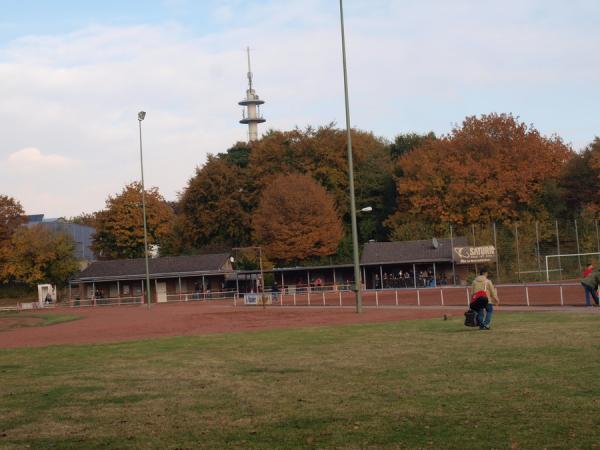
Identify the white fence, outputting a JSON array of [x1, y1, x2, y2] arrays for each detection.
[[258, 282, 586, 308]]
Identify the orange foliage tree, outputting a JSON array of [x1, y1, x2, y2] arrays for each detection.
[[252, 173, 343, 261], [0, 195, 25, 246], [0, 195, 26, 275], [1, 225, 79, 287], [386, 114, 573, 237], [248, 125, 391, 218], [92, 182, 174, 259]]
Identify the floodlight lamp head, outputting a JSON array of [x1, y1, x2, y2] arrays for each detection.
[[360, 206, 373, 212], [138, 111, 146, 121]]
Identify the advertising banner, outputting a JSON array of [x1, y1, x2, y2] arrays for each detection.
[[453, 245, 497, 264]]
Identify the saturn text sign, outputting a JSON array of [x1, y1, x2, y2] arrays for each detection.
[[453, 246, 497, 264]]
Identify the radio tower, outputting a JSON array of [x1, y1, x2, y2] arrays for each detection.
[[239, 47, 266, 141]]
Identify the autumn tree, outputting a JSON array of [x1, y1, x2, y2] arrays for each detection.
[[0, 195, 26, 246], [178, 155, 255, 249], [247, 125, 395, 249], [0, 195, 26, 276], [92, 182, 174, 259], [252, 173, 343, 261], [386, 114, 573, 238], [1, 225, 79, 287]]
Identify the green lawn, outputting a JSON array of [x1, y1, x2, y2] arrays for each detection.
[[0, 312, 599, 449]]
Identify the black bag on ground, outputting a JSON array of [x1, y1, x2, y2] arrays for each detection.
[[464, 309, 478, 327]]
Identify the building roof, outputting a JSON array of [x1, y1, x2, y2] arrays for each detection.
[[25, 220, 97, 261], [360, 237, 469, 266], [75, 253, 231, 282], [26, 214, 44, 223], [273, 263, 354, 273]]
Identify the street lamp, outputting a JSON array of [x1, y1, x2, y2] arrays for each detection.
[[360, 206, 373, 213], [339, 0, 362, 313], [138, 111, 151, 310]]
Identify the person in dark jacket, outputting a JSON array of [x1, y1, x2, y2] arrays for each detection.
[[581, 268, 600, 307]]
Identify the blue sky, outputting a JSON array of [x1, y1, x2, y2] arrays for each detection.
[[1, 0, 599, 217]]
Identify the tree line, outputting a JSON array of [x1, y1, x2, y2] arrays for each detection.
[[2, 113, 599, 287]]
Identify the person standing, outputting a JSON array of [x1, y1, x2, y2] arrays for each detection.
[[470, 268, 500, 330], [581, 266, 600, 307]]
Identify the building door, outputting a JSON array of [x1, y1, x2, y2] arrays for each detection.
[[156, 281, 167, 303]]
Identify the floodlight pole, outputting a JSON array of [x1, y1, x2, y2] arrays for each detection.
[[339, 0, 362, 313], [138, 111, 151, 310]]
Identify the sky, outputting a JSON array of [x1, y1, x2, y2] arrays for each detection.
[[1, 0, 599, 217]]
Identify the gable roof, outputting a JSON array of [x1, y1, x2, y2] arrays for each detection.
[[76, 253, 231, 281], [360, 237, 469, 265]]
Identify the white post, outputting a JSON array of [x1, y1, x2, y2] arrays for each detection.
[[375, 290, 379, 308], [559, 285, 564, 306], [417, 289, 421, 306], [395, 289, 398, 306], [322, 291, 326, 306], [440, 288, 444, 306], [525, 285, 530, 307], [466, 288, 470, 306], [545, 255, 550, 282], [413, 263, 417, 288], [339, 290, 342, 307], [308, 290, 311, 306], [293, 292, 297, 306]]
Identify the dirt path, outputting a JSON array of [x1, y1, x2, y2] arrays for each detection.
[[0, 303, 463, 349]]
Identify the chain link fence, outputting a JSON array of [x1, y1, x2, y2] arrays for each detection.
[[446, 218, 600, 283]]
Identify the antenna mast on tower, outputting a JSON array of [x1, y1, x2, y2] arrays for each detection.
[[239, 46, 266, 142]]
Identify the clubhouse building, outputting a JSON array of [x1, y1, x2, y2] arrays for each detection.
[[71, 236, 491, 303]]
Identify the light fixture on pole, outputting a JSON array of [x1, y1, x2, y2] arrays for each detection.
[[339, 0, 362, 313], [138, 111, 151, 310], [360, 206, 373, 213]]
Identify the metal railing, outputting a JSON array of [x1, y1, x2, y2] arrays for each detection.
[[61, 282, 590, 309], [253, 282, 587, 308]]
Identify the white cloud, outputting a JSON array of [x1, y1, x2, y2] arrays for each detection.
[[7, 147, 79, 169]]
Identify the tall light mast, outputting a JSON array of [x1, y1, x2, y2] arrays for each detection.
[[239, 47, 266, 141]]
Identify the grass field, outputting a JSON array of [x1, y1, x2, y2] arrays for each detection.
[[0, 312, 599, 449]]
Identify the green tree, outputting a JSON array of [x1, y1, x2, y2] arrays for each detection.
[[92, 182, 174, 259], [69, 212, 99, 228], [559, 137, 600, 217], [179, 155, 255, 248], [218, 142, 251, 168], [1, 225, 79, 287], [389, 132, 436, 160]]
